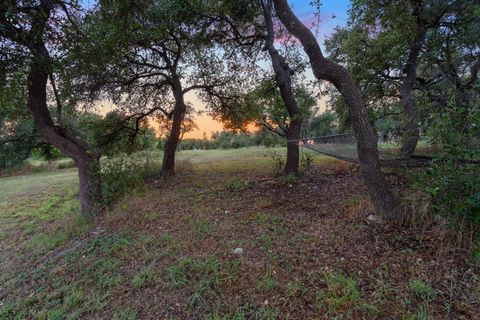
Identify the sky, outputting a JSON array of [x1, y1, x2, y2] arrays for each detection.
[[184, 0, 351, 139], [94, 0, 352, 139]]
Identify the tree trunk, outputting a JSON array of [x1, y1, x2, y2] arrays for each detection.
[[399, 7, 426, 157], [160, 76, 186, 178], [27, 44, 102, 216], [262, 0, 302, 175], [77, 154, 102, 215], [273, 0, 398, 219]]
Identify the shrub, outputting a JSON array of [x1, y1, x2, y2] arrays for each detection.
[[99, 155, 161, 207], [412, 104, 480, 235], [301, 152, 313, 171]]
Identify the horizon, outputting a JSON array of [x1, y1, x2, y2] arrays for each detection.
[[184, 0, 350, 139], [92, 0, 351, 139]]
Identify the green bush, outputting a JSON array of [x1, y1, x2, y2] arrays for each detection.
[[100, 155, 160, 207], [413, 104, 480, 234]]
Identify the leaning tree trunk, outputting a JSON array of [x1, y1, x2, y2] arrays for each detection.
[[160, 77, 186, 178], [273, 0, 398, 219], [263, 0, 302, 175], [399, 10, 426, 158], [27, 44, 102, 216]]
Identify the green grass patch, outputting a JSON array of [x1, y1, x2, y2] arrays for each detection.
[[189, 217, 215, 239], [258, 234, 273, 252], [86, 232, 132, 255], [168, 256, 240, 311], [285, 277, 308, 298], [316, 271, 376, 318], [256, 270, 278, 291], [23, 221, 37, 235], [29, 213, 92, 250], [409, 279, 437, 301], [132, 267, 157, 288], [227, 178, 249, 192], [113, 308, 138, 320]]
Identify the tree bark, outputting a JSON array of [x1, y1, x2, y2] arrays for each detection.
[[399, 4, 426, 157], [27, 48, 103, 216], [262, 0, 301, 175], [160, 75, 186, 178], [272, 0, 398, 219], [18, 1, 103, 216]]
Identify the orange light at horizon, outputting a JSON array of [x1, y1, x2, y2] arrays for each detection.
[[183, 114, 225, 139]]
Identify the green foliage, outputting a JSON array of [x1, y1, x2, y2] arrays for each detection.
[[0, 118, 39, 170], [413, 104, 480, 232], [300, 152, 313, 171], [220, 83, 317, 140], [71, 112, 157, 156], [303, 111, 338, 137], [265, 148, 285, 173], [99, 155, 160, 207]]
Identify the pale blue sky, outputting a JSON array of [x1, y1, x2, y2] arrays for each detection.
[[290, 0, 350, 41]]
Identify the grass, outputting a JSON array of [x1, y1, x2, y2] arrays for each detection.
[[0, 146, 478, 319], [315, 271, 376, 317], [132, 267, 156, 288], [168, 256, 240, 312], [409, 279, 437, 301], [227, 178, 249, 192], [257, 270, 278, 291]]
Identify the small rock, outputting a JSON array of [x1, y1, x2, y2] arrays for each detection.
[[232, 247, 244, 255], [367, 214, 384, 224]]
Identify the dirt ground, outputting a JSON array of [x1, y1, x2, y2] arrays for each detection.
[[0, 153, 478, 319]]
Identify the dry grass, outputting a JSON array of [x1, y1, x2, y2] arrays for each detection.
[[0, 148, 478, 319]]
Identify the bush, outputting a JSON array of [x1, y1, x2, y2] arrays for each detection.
[[100, 155, 160, 207], [412, 104, 480, 235], [419, 161, 480, 228]]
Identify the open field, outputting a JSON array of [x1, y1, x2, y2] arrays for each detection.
[[0, 147, 478, 319]]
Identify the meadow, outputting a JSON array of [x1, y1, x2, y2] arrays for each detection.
[[0, 147, 478, 319]]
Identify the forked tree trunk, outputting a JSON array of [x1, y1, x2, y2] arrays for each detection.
[[273, 0, 398, 219], [27, 44, 102, 216], [160, 76, 186, 178], [263, 0, 302, 175]]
